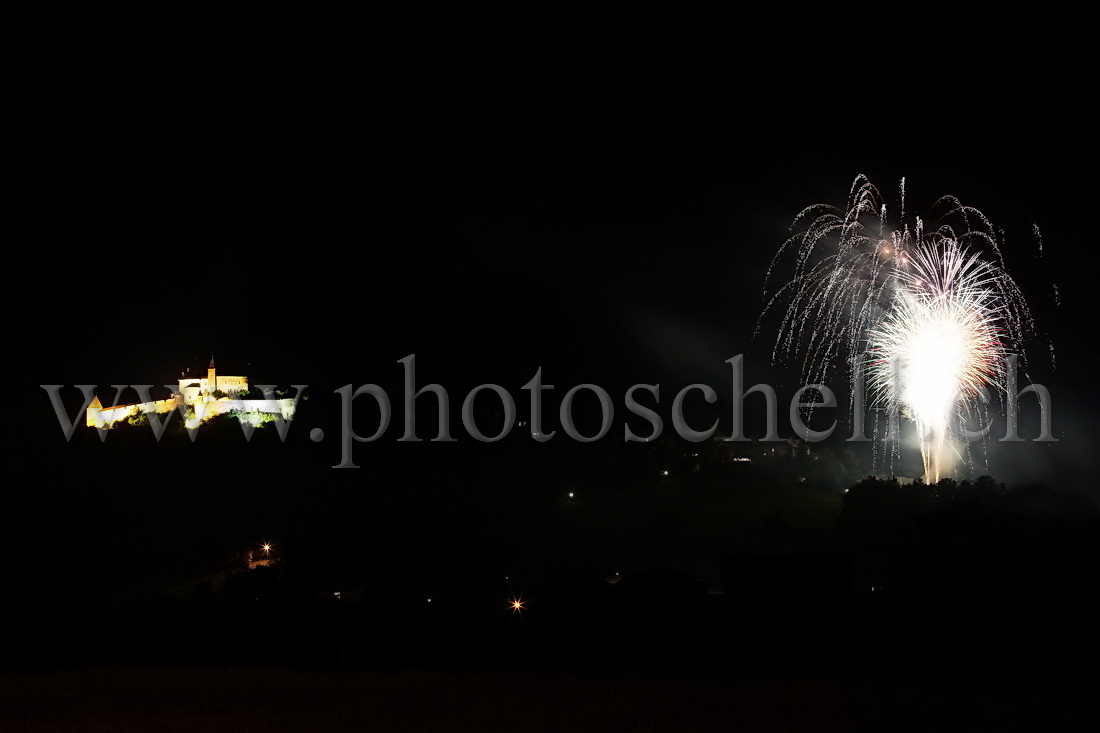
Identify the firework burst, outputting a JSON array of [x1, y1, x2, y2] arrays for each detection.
[[866, 244, 1007, 481], [761, 175, 1035, 482]]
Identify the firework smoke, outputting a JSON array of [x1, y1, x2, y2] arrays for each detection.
[[761, 175, 1034, 482]]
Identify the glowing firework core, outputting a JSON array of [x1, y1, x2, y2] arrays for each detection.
[[900, 306, 971, 425], [867, 245, 1005, 482]]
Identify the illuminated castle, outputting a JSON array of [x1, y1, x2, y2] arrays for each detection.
[[86, 357, 296, 430]]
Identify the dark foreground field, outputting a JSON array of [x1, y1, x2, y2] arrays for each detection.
[[2, 665, 1095, 732]]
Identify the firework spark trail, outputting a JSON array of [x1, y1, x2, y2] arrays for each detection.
[[760, 175, 1035, 483]]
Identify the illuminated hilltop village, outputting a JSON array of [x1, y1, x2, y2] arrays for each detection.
[[86, 357, 295, 430]]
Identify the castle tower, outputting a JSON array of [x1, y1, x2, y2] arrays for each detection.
[[86, 394, 103, 428], [207, 356, 216, 392]]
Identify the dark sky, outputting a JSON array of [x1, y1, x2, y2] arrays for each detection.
[[14, 18, 1095, 593]]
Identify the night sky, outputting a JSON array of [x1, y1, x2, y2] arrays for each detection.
[[9, 15, 1098, 729]]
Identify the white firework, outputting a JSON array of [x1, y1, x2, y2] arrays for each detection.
[[866, 244, 1006, 482], [761, 175, 1034, 483]]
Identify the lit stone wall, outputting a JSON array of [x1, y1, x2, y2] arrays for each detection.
[[177, 375, 249, 403], [87, 381, 290, 430], [90, 395, 184, 428], [196, 398, 296, 421], [215, 376, 249, 392]]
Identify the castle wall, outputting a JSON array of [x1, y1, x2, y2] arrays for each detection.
[[215, 376, 249, 392], [87, 383, 291, 430], [178, 375, 249, 404], [91, 395, 184, 428], [196, 398, 296, 421]]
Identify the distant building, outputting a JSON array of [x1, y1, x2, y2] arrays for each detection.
[[247, 546, 277, 570], [86, 356, 295, 429], [704, 432, 811, 465]]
